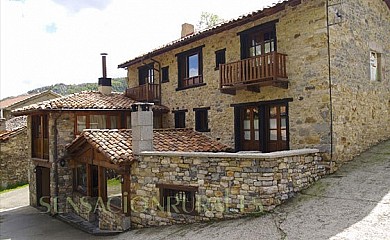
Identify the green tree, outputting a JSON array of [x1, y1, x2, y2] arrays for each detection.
[[196, 12, 224, 31]]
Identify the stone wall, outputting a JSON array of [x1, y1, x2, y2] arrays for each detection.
[[0, 128, 29, 189], [329, 0, 390, 162], [126, 0, 332, 155], [130, 150, 328, 228]]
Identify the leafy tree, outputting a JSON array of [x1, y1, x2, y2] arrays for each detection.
[[196, 12, 224, 31]]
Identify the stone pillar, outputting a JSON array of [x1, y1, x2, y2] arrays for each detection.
[[131, 103, 154, 155]]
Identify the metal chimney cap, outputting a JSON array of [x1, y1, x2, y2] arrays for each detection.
[[100, 53, 108, 56]]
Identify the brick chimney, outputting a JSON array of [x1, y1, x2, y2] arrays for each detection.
[[181, 23, 194, 38], [98, 53, 112, 95], [131, 103, 154, 155]]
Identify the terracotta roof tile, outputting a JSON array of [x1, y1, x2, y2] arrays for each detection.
[[118, 0, 299, 68], [12, 91, 168, 115], [0, 127, 26, 142], [67, 129, 232, 165]]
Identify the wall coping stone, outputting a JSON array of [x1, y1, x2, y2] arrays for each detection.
[[138, 148, 320, 159]]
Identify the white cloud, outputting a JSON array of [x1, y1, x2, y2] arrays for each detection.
[[1, 0, 279, 99]]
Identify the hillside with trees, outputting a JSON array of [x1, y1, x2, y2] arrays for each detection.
[[27, 78, 127, 96]]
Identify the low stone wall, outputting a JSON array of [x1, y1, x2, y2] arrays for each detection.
[[131, 149, 329, 228], [0, 127, 29, 189]]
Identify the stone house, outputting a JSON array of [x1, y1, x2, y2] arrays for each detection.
[[0, 127, 28, 189], [0, 90, 60, 120], [11, 0, 390, 233], [119, 0, 390, 164], [0, 91, 60, 188]]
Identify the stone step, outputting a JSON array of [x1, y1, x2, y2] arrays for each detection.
[[56, 212, 122, 236]]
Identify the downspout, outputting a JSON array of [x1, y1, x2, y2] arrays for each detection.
[[151, 58, 162, 104], [53, 112, 61, 215], [326, 0, 334, 163]]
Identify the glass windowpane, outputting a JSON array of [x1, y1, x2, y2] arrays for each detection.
[[270, 130, 277, 141], [77, 116, 86, 133], [244, 131, 251, 140], [90, 115, 106, 129], [269, 118, 277, 129], [281, 130, 287, 141], [188, 54, 199, 77], [110, 116, 118, 129]]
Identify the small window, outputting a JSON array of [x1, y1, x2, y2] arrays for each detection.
[[174, 111, 186, 128], [370, 51, 382, 81], [215, 49, 226, 70], [158, 185, 197, 215], [126, 115, 132, 129], [110, 115, 119, 129], [161, 66, 169, 83], [194, 108, 210, 132]]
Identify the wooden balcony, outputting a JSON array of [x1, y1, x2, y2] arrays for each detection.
[[219, 52, 288, 95], [125, 83, 160, 103]]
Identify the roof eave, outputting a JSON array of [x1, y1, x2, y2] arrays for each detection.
[[118, 0, 302, 69]]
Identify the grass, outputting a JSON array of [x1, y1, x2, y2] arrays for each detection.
[[107, 178, 121, 187], [0, 182, 28, 194]]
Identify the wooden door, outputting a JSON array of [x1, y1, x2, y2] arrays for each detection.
[[36, 167, 50, 206], [240, 107, 260, 151], [267, 105, 288, 152]]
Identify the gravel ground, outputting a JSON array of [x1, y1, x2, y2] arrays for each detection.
[[1, 140, 389, 240]]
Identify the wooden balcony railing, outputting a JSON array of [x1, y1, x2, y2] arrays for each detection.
[[220, 52, 288, 94], [125, 83, 160, 103]]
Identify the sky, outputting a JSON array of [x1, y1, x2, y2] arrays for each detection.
[[0, 0, 279, 99]]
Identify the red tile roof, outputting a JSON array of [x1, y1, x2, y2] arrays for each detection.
[[12, 91, 168, 115], [0, 127, 26, 142], [67, 129, 232, 165], [118, 0, 301, 68], [0, 93, 39, 109]]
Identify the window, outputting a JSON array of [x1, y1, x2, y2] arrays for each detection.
[[194, 107, 210, 132], [158, 184, 197, 215], [90, 115, 106, 129], [75, 113, 123, 135], [215, 49, 226, 70], [161, 66, 169, 83], [174, 110, 186, 128], [370, 51, 382, 81], [239, 21, 277, 59], [74, 163, 87, 194], [138, 64, 154, 85], [106, 169, 122, 209], [234, 99, 290, 152], [31, 115, 49, 159], [177, 46, 204, 89]]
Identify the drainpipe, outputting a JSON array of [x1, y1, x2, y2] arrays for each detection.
[[53, 112, 61, 215], [151, 58, 162, 104], [326, 0, 334, 163]]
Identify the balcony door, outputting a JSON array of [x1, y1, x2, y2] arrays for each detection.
[[138, 64, 154, 85], [240, 107, 260, 151]]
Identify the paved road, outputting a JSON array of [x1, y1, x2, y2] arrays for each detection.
[[1, 140, 389, 240], [0, 185, 29, 212]]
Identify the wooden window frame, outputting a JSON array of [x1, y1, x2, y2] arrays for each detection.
[[173, 110, 187, 128], [232, 98, 291, 153], [238, 20, 278, 60], [176, 45, 205, 91], [31, 114, 49, 160], [215, 48, 226, 70], [161, 66, 169, 83], [157, 184, 198, 216], [194, 107, 210, 132], [138, 63, 155, 85], [74, 113, 123, 135]]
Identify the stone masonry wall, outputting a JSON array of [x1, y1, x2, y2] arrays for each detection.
[[126, 0, 332, 155], [329, 0, 390, 162], [130, 150, 328, 228], [0, 128, 29, 189]]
